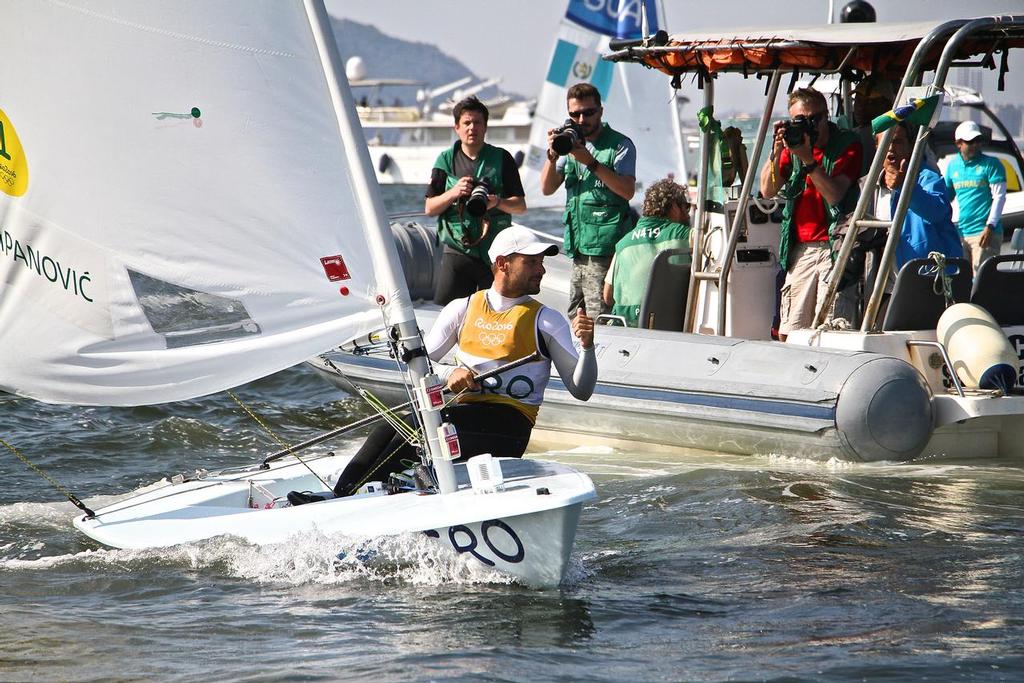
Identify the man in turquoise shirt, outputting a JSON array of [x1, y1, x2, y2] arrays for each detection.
[[944, 120, 1006, 274]]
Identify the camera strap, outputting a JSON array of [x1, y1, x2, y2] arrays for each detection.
[[459, 212, 491, 248]]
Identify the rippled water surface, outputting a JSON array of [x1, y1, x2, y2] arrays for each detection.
[[3, 187, 1023, 681]]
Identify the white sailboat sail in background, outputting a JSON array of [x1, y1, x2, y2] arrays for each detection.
[[0, 0, 594, 587], [521, 0, 686, 208]]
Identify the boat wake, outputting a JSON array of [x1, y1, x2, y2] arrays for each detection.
[[0, 500, 589, 588], [537, 443, 965, 481], [221, 530, 520, 587]]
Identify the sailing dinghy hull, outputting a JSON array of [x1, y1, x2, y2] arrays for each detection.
[[73, 455, 594, 588]]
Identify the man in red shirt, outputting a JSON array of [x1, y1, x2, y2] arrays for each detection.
[[760, 88, 862, 339]]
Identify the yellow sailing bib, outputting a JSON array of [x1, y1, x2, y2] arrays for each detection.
[[456, 291, 550, 423]]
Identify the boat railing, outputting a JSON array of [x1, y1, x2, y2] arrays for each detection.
[[358, 107, 423, 123], [695, 70, 782, 336], [610, 16, 1024, 339], [906, 339, 966, 398], [816, 16, 1024, 332]]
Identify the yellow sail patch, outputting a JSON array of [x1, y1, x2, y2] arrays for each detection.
[[0, 108, 28, 197]]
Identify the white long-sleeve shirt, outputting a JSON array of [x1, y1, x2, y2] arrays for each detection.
[[424, 289, 597, 400]]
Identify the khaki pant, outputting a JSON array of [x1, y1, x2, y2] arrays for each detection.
[[779, 241, 853, 334], [961, 233, 1000, 275]]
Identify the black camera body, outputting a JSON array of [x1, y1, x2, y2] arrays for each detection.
[[462, 178, 492, 217], [783, 115, 819, 147], [552, 119, 584, 156]]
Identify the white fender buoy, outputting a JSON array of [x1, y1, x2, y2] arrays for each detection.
[[936, 303, 1020, 392]]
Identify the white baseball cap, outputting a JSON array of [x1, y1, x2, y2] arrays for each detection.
[[955, 120, 983, 142], [488, 226, 559, 262]]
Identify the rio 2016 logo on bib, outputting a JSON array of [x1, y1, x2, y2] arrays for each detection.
[[0, 108, 28, 197]]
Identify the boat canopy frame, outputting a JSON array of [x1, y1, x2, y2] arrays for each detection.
[[607, 16, 1024, 334]]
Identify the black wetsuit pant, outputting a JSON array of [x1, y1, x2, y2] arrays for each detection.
[[333, 402, 533, 496], [432, 249, 494, 306]]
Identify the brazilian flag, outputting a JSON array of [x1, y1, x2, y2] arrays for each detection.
[[871, 94, 941, 135]]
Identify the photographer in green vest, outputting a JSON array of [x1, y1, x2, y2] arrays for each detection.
[[425, 96, 526, 305], [602, 179, 692, 327], [540, 82, 637, 319]]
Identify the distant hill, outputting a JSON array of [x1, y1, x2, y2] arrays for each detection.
[[328, 17, 520, 109]]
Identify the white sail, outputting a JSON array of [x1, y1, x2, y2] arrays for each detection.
[[0, 0, 408, 406], [520, 0, 686, 209]]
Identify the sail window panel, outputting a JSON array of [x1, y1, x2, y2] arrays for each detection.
[[127, 269, 260, 349]]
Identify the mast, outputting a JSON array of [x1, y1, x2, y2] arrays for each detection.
[[302, 0, 457, 493]]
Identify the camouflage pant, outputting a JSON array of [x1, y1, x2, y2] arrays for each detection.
[[568, 255, 612, 319]]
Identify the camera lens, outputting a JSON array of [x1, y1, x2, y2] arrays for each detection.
[[783, 123, 804, 147], [552, 131, 576, 155], [465, 183, 489, 217], [552, 120, 582, 156]]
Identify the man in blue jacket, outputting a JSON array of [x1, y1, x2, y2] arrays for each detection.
[[876, 123, 962, 270]]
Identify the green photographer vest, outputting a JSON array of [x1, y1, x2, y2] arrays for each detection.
[[562, 123, 633, 258], [610, 216, 691, 327], [778, 123, 860, 270], [434, 142, 512, 262]]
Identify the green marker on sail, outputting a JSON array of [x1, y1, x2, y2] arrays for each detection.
[[152, 107, 203, 127]]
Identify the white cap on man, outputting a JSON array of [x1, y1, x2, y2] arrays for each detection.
[[954, 120, 983, 142], [488, 225, 559, 262]]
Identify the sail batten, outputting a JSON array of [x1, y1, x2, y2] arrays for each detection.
[[0, 1, 397, 405]]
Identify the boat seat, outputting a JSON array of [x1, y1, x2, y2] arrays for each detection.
[[882, 257, 972, 331], [971, 254, 1024, 326], [637, 248, 691, 331]]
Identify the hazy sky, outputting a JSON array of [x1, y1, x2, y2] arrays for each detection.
[[325, 0, 1024, 113]]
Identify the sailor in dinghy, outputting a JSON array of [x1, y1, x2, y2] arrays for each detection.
[[290, 225, 598, 503], [0, 0, 598, 588]]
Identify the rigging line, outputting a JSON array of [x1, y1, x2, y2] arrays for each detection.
[[320, 355, 420, 443], [361, 391, 420, 443], [318, 347, 423, 443], [0, 437, 96, 518], [374, 301, 432, 461], [319, 350, 367, 395], [261, 405, 412, 466], [226, 390, 331, 490], [262, 352, 541, 465], [928, 251, 954, 308], [81, 451, 344, 520]]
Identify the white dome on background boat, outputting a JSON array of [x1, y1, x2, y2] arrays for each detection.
[[345, 55, 366, 82]]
